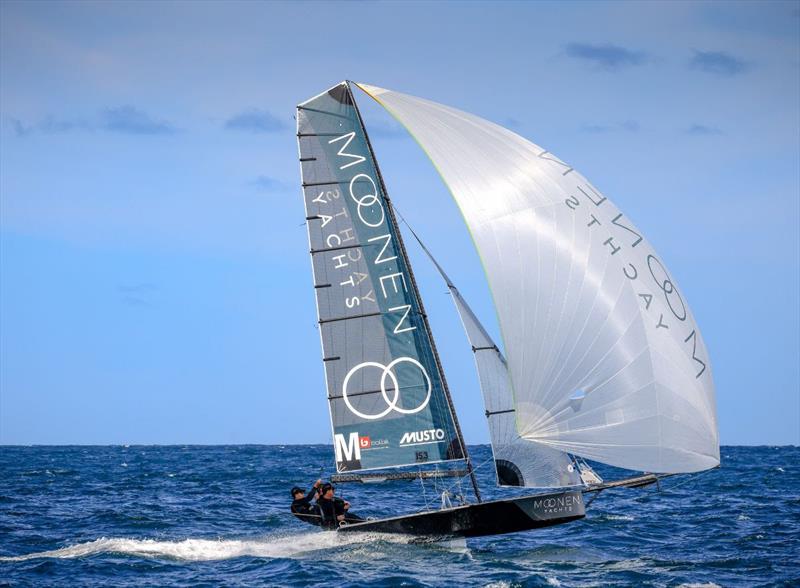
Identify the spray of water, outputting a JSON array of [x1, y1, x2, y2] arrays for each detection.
[[0, 532, 466, 563]]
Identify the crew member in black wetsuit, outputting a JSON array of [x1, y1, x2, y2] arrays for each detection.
[[316, 482, 365, 529], [290, 479, 322, 526]]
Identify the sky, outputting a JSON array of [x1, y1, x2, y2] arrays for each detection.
[[0, 1, 798, 447]]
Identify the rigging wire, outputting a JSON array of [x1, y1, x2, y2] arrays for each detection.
[[418, 467, 432, 512]]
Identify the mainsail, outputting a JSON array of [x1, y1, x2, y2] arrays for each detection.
[[296, 83, 465, 473], [357, 83, 719, 476]]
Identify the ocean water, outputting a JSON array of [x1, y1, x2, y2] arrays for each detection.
[[0, 445, 797, 587]]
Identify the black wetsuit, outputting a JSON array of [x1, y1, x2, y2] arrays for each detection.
[[290, 486, 321, 526], [317, 496, 365, 529]]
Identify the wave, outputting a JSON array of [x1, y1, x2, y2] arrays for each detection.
[[601, 514, 635, 521], [0, 531, 431, 563]]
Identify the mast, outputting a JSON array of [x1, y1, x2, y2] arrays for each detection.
[[347, 81, 482, 502]]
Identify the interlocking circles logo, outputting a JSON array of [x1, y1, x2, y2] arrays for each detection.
[[342, 357, 431, 420]]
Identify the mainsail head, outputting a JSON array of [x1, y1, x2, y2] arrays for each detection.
[[296, 83, 464, 473], [356, 83, 719, 476]]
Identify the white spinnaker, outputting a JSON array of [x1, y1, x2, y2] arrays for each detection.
[[450, 285, 583, 488], [408, 226, 581, 488], [357, 83, 719, 474]]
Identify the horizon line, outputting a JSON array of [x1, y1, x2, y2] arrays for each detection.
[[1, 443, 796, 448]]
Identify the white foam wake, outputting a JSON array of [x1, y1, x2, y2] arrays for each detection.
[[0, 531, 459, 563]]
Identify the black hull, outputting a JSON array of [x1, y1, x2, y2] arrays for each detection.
[[338, 489, 584, 540]]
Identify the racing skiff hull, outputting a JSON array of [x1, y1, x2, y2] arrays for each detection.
[[337, 489, 585, 540]]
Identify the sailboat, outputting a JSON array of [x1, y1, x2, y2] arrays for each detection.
[[295, 81, 719, 539]]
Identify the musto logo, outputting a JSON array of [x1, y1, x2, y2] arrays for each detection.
[[342, 357, 431, 420], [400, 428, 445, 447]]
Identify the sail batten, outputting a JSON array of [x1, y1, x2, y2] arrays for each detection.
[[357, 83, 719, 475]]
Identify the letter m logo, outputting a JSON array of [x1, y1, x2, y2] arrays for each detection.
[[334, 432, 361, 463], [328, 132, 366, 170]]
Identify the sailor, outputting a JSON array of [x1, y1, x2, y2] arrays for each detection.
[[316, 482, 365, 529], [290, 479, 323, 526]]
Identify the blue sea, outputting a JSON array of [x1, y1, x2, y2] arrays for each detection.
[[1, 445, 797, 587]]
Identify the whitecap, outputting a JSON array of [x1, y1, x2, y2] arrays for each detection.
[[604, 514, 635, 521], [608, 558, 647, 571]]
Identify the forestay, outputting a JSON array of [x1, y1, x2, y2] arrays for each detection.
[[357, 83, 719, 474], [297, 83, 463, 473]]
